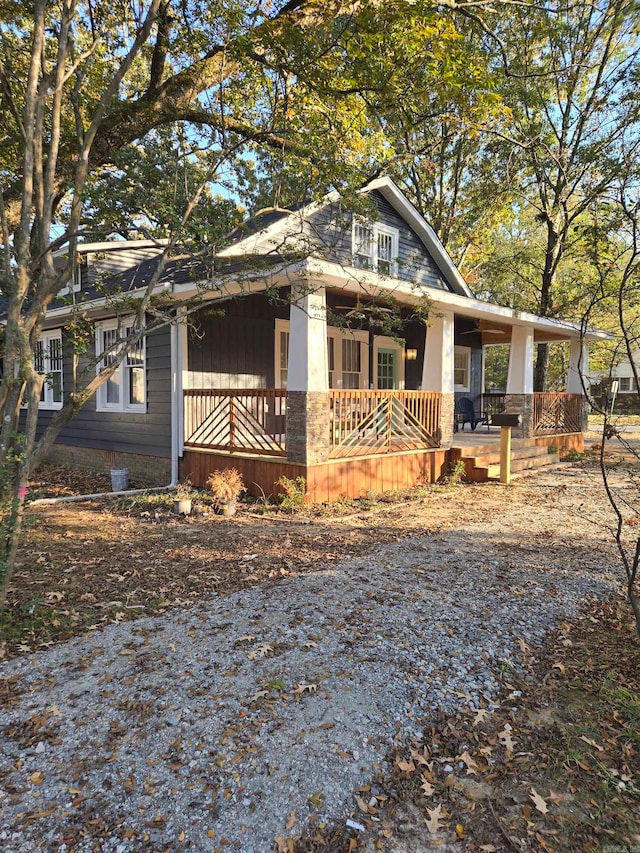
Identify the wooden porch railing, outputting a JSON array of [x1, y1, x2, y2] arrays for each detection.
[[329, 390, 441, 458], [184, 389, 287, 456], [533, 392, 584, 435]]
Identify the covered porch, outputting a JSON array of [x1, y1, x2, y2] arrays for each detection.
[[179, 281, 596, 498]]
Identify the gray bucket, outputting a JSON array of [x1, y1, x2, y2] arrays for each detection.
[[110, 468, 129, 491]]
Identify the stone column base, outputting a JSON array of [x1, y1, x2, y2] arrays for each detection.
[[504, 393, 534, 439], [439, 392, 455, 447], [286, 391, 330, 465]]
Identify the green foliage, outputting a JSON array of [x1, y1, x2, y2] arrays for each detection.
[[276, 476, 307, 511]]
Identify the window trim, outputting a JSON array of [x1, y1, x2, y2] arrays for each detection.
[[274, 319, 369, 389], [454, 345, 471, 392], [95, 318, 147, 413], [34, 329, 64, 410], [352, 219, 399, 277]]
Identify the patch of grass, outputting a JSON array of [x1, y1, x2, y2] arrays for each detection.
[[561, 449, 586, 462]]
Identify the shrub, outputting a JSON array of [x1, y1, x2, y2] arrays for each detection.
[[276, 475, 307, 511], [206, 468, 244, 507]]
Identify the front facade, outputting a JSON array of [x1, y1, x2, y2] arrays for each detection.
[[33, 178, 606, 499]]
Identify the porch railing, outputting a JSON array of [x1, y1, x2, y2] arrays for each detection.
[[533, 392, 583, 435], [184, 389, 287, 456], [329, 390, 441, 459], [481, 393, 507, 418]]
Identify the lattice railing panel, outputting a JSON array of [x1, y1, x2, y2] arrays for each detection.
[[533, 393, 583, 435], [329, 390, 440, 459], [184, 389, 287, 456]]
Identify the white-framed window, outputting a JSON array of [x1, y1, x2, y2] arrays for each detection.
[[34, 330, 63, 409], [352, 219, 399, 276], [619, 377, 632, 392], [96, 319, 146, 412], [274, 319, 368, 389], [58, 256, 85, 297], [454, 346, 471, 392]]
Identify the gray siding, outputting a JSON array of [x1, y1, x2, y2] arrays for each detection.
[[33, 324, 172, 458], [307, 191, 446, 290], [188, 295, 289, 389]]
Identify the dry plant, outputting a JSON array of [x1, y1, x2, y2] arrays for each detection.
[[206, 469, 244, 506]]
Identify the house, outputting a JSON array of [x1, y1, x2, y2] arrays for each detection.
[[31, 177, 609, 500], [589, 352, 640, 415]]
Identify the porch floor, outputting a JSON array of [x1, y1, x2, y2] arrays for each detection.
[[451, 427, 503, 450]]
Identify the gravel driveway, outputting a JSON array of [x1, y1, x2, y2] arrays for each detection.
[[0, 463, 624, 851]]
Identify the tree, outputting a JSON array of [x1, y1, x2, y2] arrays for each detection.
[[0, 0, 491, 602], [580, 150, 640, 635], [483, 0, 640, 389]]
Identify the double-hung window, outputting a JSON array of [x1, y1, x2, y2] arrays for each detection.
[[96, 320, 146, 412], [352, 219, 399, 276], [34, 330, 63, 409], [454, 346, 471, 392]]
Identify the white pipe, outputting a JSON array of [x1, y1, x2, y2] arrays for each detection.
[[32, 318, 181, 507]]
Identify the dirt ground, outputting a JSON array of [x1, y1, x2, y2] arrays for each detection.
[[1, 432, 640, 851]]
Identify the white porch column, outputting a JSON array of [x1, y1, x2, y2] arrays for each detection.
[[421, 310, 454, 446], [566, 337, 588, 394], [421, 310, 454, 393], [288, 285, 328, 392], [286, 284, 329, 465], [505, 326, 535, 438], [506, 326, 534, 394]]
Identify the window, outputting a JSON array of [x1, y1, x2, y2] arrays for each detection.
[[34, 330, 63, 409], [454, 346, 471, 391], [618, 376, 637, 393], [341, 338, 361, 388], [352, 220, 399, 276], [96, 320, 146, 412], [274, 320, 368, 389], [59, 256, 85, 296]]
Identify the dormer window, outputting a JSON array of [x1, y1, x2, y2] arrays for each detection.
[[59, 255, 85, 296], [352, 220, 399, 276]]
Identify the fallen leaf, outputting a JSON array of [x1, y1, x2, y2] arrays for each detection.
[[420, 773, 435, 797], [425, 803, 445, 834], [286, 810, 296, 830], [29, 772, 44, 786], [498, 728, 515, 754], [293, 683, 317, 696], [458, 750, 479, 775], [473, 708, 489, 726], [247, 643, 274, 660], [579, 736, 604, 752], [530, 787, 549, 814], [395, 758, 416, 774]]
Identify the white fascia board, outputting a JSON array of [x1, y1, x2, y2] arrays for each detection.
[[359, 176, 473, 298], [304, 257, 612, 341], [52, 238, 168, 257], [42, 265, 300, 323]]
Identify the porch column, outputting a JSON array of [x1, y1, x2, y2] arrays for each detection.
[[505, 326, 535, 438], [421, 310, 454, 446], [566, 337, 590, 430], [286, 284, 329, 465]]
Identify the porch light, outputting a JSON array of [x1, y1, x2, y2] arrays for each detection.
[[405, 348, 418, 361]]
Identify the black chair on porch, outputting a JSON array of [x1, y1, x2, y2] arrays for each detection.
[[454, 397, 489, 432]]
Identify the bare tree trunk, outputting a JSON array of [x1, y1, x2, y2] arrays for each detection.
[[0, 374, 44, 605]]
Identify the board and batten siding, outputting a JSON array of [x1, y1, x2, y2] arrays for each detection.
[[307, 191, 447, 291], [187, 295, 289, 389], [32, 324, 172, 458]]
